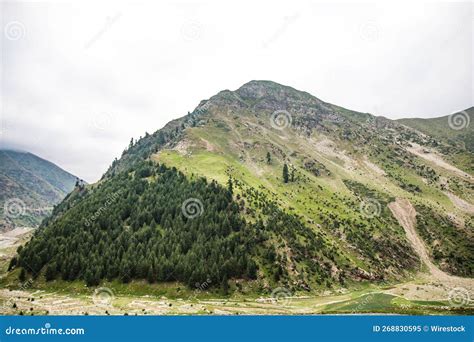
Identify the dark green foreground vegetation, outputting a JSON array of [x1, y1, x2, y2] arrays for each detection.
[[15, 162, 257, 288]]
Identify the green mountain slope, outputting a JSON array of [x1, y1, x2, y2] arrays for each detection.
[[14, 81, 474, 294], [0, 150, 79, 231]]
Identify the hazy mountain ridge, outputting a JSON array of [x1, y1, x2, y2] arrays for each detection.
[[14, 81, 473, 294], [0, 150, 79, 231]]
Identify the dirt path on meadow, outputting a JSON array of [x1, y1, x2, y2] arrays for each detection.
[[388, 198, 474, 299], [406, 143, 473, 181], [444, 191, 474, 215]]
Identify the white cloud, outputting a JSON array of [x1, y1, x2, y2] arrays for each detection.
[[1, 0, 472, 182]]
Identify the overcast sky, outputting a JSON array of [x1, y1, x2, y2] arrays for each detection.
[[0, 0, 472, 182]]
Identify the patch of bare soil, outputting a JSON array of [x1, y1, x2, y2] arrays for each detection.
[[363, 157, 386, 176], [444, 191, 474, 215], [200, 138, 216, 152], [0, 227, 33, 249], [406, 143, 473, 181], [388, 198, 474, 302], [312, 138, 357, 171], [173, 139, 193, 155]]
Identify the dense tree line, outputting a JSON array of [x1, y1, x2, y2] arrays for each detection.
[[17, 162, 258, 287]]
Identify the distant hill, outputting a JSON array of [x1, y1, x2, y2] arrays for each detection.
[[0, 150, 80, 231]]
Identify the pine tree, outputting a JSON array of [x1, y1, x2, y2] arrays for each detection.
[[147, 265, 155, 283], [19, 268, 26, 282], [227, 177, 233, 196], [221, 275, 229, 295], [283, 164, 289, 183], [45, 262, 57, 281], [266, 152, 271, 164]]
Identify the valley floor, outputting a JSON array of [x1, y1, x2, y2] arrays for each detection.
[[0, 209, 472, 316], [0, 277, 472, 315]]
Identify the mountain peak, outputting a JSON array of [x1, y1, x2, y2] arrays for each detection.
[[192, 80, 326, 118], [236, 80, 310, 101], [238, 79, 286, 90]]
